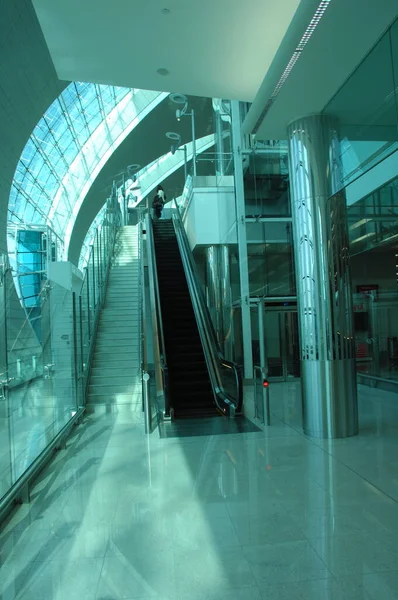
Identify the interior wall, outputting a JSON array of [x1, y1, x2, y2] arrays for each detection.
[[0, 0, 66, 254]]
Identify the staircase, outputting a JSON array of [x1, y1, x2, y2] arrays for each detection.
[[153, 219, 219, 419], [87, 226, 140, 405]]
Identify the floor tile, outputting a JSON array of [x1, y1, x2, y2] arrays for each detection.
[[173, 546, 254, 596], [15, 558, 103, 600], [363, 570, 398, 599], [177, 588, 262, 600], [231, 512, 306, 545], [260, 576, 372, 599], [97, 554, 176, 599], [243, 540, 332, 585], [309, 534, 398, 577]]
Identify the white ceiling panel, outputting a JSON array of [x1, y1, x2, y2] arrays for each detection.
[[32, 0, 301, 101]]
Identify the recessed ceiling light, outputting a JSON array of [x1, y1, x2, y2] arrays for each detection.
[[162, 8, 170, 14], [157, 68, 169, 76], [170, 93, 187, 105]]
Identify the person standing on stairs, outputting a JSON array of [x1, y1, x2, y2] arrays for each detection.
[[153, 185, 166, 219]]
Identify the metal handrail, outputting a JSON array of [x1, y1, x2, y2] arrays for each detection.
[[145, 214, 169, 416], [171, 201, 242, 415]]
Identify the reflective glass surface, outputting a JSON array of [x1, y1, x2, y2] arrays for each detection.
[[247, 224, 296, 298], [323, 17, 398, 190], [244, 152, 290, 218]]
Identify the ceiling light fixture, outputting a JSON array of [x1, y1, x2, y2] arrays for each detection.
[[253, 0, 332, 133], [166, 132, 181, 141], [157, 68, 169, 76]]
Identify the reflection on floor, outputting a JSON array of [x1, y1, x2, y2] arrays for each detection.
[[159, 416, 261, 438], [1, 383, 398, 599]]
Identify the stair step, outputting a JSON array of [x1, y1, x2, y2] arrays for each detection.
[[93, 360, 140, 370], [96, 330, 138, 340], [91, 367, 139, 377], [98, 323, 138, 330], [87, 393, 141, 404], [90, 373, 138, 385], [89, 382, 141, 394], [100, 311, 139, 317]]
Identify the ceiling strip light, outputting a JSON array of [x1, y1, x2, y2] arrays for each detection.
[[253, 0, 332, 134]]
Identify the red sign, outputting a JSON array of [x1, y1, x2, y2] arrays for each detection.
[[357, 285, 378, 295]]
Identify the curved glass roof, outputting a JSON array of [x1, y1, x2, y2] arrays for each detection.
[[8, 82, 168, 258]]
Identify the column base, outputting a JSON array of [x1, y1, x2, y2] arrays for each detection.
[[301, 359, 358, 439]]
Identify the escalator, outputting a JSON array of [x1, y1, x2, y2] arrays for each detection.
[[153, 220, 219, 418], [149, 213, 242, 421]]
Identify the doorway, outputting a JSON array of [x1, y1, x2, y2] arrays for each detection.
[[262, 307, 300, 381]]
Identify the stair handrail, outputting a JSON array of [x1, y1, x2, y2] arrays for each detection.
[[145, 214, 169, 417], [171, 202, 242, 415]]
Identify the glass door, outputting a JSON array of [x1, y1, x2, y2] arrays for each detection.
[[284, 312, 300, 379], [263, 309, 300, 381], [264, 311, 284, 378]]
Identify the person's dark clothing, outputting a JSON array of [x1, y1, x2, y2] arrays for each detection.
[[153, 190, 166, 219]]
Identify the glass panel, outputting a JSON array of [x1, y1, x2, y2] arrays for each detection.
[[264, 312, 283, 378], [323, 25, 398, 190], [90, 251, 96, 314], [348, 175, 398, 254], [49, 282, 77, 435], [1, 267, 78, 487], [247, 224, 296, 297], [244, 153, 290, 218], [80, 273, 91, 397], [0, 190, 118, 502], [284, 312, 300, 378]]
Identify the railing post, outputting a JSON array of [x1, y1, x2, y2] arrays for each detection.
[[143, 372, 151, 433]]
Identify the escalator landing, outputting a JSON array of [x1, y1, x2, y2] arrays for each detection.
[[159, 416, 260, 438]]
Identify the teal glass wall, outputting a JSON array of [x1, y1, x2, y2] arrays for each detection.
[[345, 175, 398, 381], [323, 17, 398, 190]]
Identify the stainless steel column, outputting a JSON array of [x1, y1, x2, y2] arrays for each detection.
[[287, 114, 358, 439], [205, 246, 223, 345], [220, 245, 234, 361]]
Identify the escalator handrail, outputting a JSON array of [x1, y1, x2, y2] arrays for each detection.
[[145, 215, 169, 414], [172, 203, 242, 413]]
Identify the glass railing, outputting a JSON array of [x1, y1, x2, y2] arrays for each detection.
[[253, 365, 270, 425], [171, 201, 243, 415], [141, 214, 169, 425], [0, 197, 121, 509]]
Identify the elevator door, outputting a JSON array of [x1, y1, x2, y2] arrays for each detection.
[[264, 310, 300, 381]]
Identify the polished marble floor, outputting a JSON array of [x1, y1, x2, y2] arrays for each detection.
[[0, 383, 398, 599]]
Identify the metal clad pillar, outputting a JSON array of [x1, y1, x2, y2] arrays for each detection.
[[220, 245, 234, 361], [287, 114, 358, 439], [231, 100, 253, 379], [205, 246, 223, 345], [206, 245, 234, 360]]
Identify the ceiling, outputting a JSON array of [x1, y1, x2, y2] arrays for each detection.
[[32, 0, 301, 101], [244, 0, 398, 139], [68, 94, 213, 264]]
